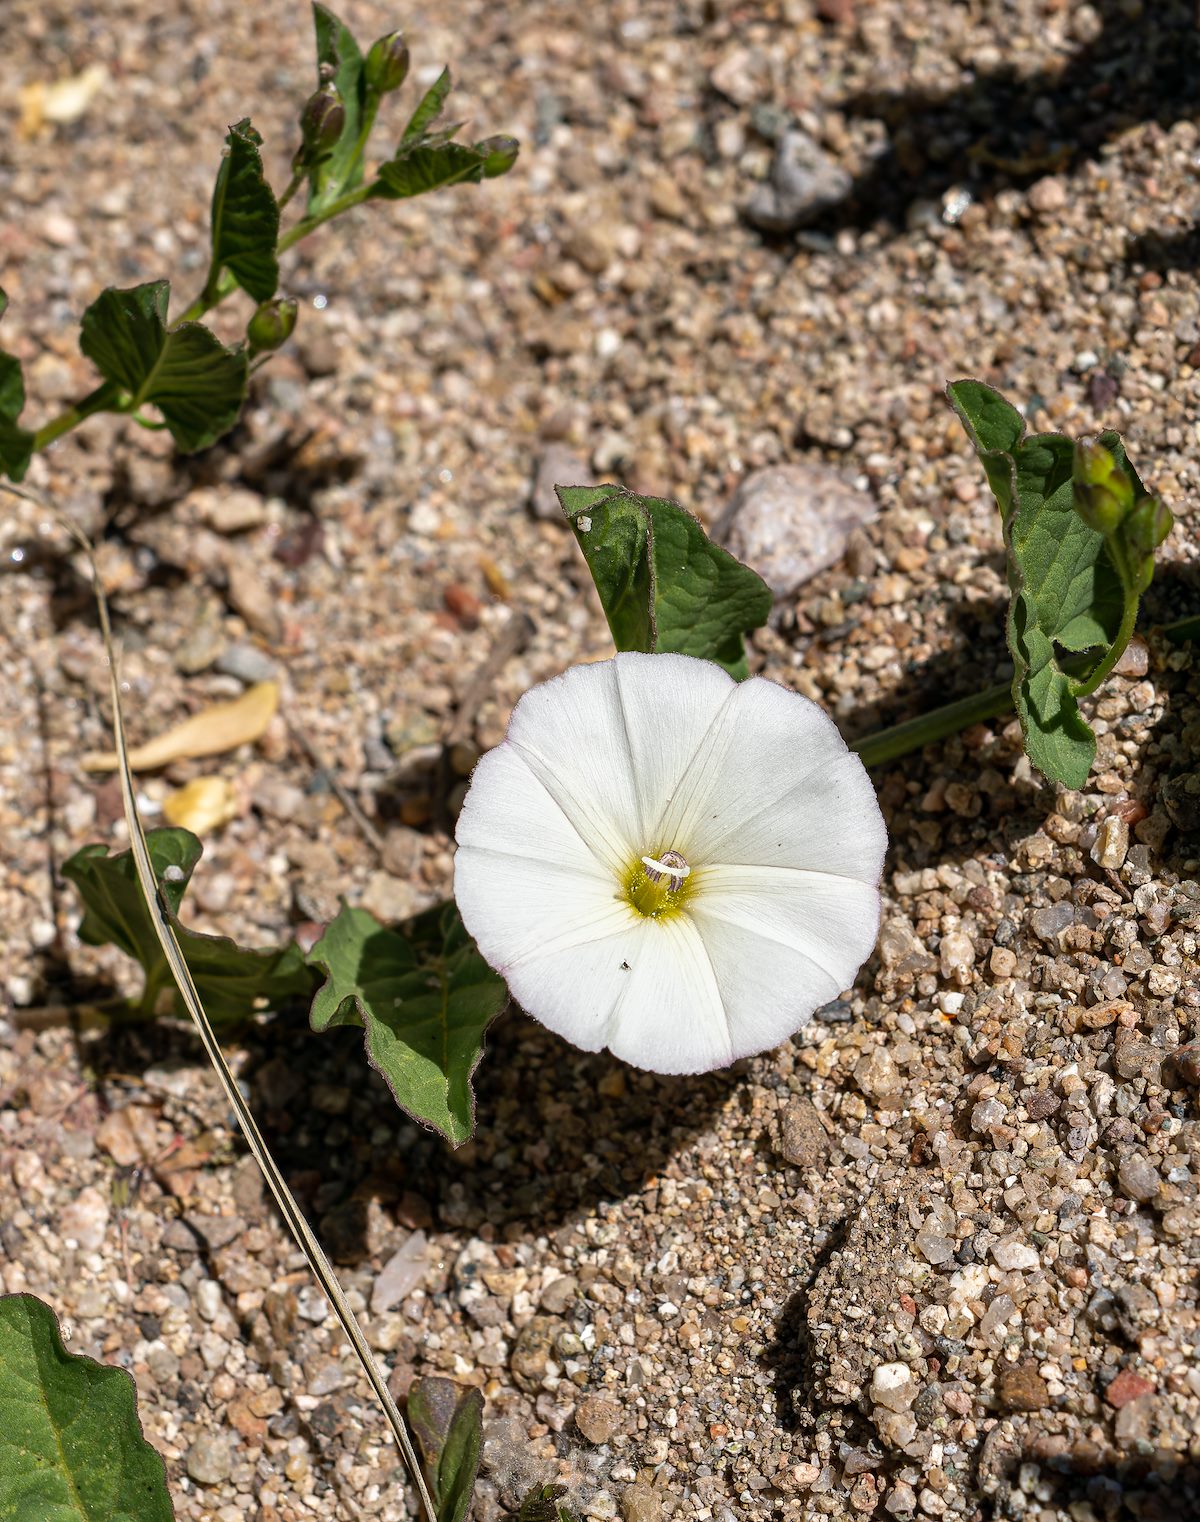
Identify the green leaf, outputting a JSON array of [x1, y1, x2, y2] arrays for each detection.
[[62, 828, 314, 1026], [517, 1485, 579, 1522], [308, 4, 366, 213], [210, 119, 280, 303], [408, 1377, 484, 1522], [0, 1293, 174, 1521], [374, 142, 488, 201], [557, 484, 773, 680], [308, 902, 506, 1145], [399, 66, 451, 148], [79, 281, 248, 452], [0, 289, 34, 482], [947, 379, 1127, 788]]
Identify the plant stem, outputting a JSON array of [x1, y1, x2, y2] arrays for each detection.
[[1068, 594, 1139, 700], [31, 381, 125, 453], [278, 182, 374, 252], [852, 610, 1200, 770], [276, 169, 305, 212], [850, 680, 1015, 769]]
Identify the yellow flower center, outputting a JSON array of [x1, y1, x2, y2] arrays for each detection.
[[624, 849, 695, 919]]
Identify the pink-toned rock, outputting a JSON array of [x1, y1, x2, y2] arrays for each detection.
[[1104, 1368, 1154, 1409]]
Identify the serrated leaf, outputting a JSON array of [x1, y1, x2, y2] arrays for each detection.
[[210, 119, 280, 303], [374, 142, 488, 201], [557, 484, 773, 680], [408, 1377, 483, 1522], [308, 4, 366, 213], [399, 66, 451, 148], [308, 902, 506, 1145], [79, 281, 247, 452], [0, 289, 34, 482], [948, 379, 1127, 788], [0, 1293, 174, 1521], [62, 828, 314, 1025]]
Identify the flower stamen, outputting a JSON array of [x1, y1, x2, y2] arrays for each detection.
[[626, 849, 693, 918], [641, 851, 691, 887]]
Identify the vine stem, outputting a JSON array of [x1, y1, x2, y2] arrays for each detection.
[[850, 609, 1199, 770], [0, 478, 437, 1520], [29, 183, 375, 452]]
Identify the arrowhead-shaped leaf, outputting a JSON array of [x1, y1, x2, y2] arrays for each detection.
[[307, 4, 367, 213], [62, 827, 314, 1025], [0, 1293, 174, 1521], [947, 380, 1128, 788], [210, 119, 280, 302], [408, 1377, 484, 1522], [309, 902, 506, 1145], [0, 287, 34, 481], [557, 483, 773, 680], [79, 281, 248, 452]]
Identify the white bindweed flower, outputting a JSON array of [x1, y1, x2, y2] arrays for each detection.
[[453, 652, 886, 1074]]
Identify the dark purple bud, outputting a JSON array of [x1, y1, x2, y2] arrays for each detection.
[[300, 82, 346, 158]]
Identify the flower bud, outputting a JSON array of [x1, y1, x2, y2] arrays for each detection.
[[299, 82, 346, 159], [365, 30, 410, 95], [247, 298, 298, 353], [1073, 438, 1134, 536], [1123, 495, 1173, 554], [476, 135, 520, 179]]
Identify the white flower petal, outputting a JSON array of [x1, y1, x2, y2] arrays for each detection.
[[605, 915, 732, 1073], [454, 741, 600, 874], [500, 913, 733, 1075], [656, 676, 886, 883], [501, 660, 642, 877], [691, 865, 881, 1051], [455, 841, 634, 970], [610, 652, 734, 845], [454, 652, 888, 1076]]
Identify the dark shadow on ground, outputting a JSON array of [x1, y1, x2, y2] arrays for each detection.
[[77, 998, 742, 1265], [807, 0, 1199, 234]]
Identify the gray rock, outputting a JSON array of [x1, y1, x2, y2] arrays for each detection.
[[743, 129, 852, 234], [372, 1231, 429, 1313], [186, 1433, 232, 1485], [1116, 1156, 1160, 1203], [721, 462, 875, 598], [530, 444, 589, 522], [216, 642, 278, 684], [1031, 903, 1074, 944]]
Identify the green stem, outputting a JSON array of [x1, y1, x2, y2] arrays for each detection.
[[278, 182, 374, 253], [176, 267, 237, 325], [850, 680, 1015, 769], [1067, 594, 1139, 700], [31, 381, 125, 452], [853, 610, 1200, 770], [276, 169, 305, 212]]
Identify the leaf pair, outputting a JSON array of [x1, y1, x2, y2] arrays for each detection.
[[948, 380, 1158, 788], [305, 5, 518, 212], [63, 827, 506, 1145], [557, 484, 773, 680], [408, 1377, 484, 1522], [63, 828, 313, 1025]]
